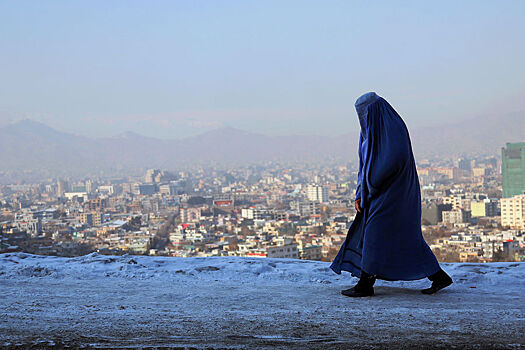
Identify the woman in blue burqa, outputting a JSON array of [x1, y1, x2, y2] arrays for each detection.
[[330, 92, 453, 297]]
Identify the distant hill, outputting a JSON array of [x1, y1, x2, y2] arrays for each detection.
[[0, 111, 523, 177], [0, 120, 357, 176], [409, 111, 524, 158]]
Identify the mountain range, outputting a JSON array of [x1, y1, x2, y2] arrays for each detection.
[[0, 111, 523, 179]]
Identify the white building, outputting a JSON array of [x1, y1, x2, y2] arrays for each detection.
[[500, 194, 525, 230], [241, 207, 269, 220], [291, 201, 320, 217], [443, 195, 471, 211], [307, 185, 329, 203], [64, 192, 89, 201], [442, 209, 470, 224], [14, 216, 41, 236], [180, 207, 201, 223], [98, 185, 114, 195]]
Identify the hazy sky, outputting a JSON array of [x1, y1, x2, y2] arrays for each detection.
[[1, 1, 524, 139]]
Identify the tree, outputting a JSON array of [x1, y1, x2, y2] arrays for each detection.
[[187, 196, 205, 205], [125, 216, 142, 231], [492, 248, 507, 262]]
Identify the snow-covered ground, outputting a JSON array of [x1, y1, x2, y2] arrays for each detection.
[[0, 253, 523, 349]]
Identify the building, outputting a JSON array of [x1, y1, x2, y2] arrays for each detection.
[[435, 167, 462, 181], [33, 209, 59, 220], [241, 208, 255, 219], [457, 158, 473, 173], [80, 212, 93, 226], [443, 195, 470, 210], [85, 198, 107, 212], [82, 211, 103, 226], [459, 250, 481, 262], [422, 203, 452, 225], [64, 192, 88, 201], [132, 183, 156, 195], [472, 167, 489, 178], [266, 243, 299, 259], [145, 169, 162, 183], [471, 199, 499, 217], [98, 185, 114, 195], [291, 201, 320, 217], [502, 142, 525, 198], [442, 209, 471, 224], [85, 180, 94, 193], [503, 240, 525, 262], [14, 216, 41, 236], [241, 207, 271, 220], [57, 179, 69, 196], [71, 185, 87, 192], [159, 183, 177, 195], [500, 194, 525, 230], [307, 185, 329, 203], [145, 169, 174, 184], [299, 245, 323, 261], [180, 207, 201, 223]]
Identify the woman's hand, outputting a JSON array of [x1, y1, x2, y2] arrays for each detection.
[[355, 198, 362, 213]]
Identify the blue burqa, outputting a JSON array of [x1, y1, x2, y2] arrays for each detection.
[[330, 92, 441, 280]]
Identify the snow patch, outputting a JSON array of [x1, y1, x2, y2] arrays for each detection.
[[0, 253, 523, 291], [0, 253, 523, 348]]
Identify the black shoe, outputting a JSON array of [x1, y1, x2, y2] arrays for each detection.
[[342, 271, 376, 297], [341, 285, 374, 297], [421, 270, 453, 294]]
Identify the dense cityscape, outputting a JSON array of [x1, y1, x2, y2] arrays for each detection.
[[1, 142, 523, 263], [1, 2, 524, 348]]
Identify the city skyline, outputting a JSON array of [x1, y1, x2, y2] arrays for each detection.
[[1, 2, 524, 347]]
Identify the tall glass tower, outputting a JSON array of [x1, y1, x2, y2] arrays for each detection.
[[502, 142, 525, 198]]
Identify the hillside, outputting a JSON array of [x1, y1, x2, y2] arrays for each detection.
[[0, 253, 523, 349], [410, 111, 525, 157], [0, 111, 524, 178]]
